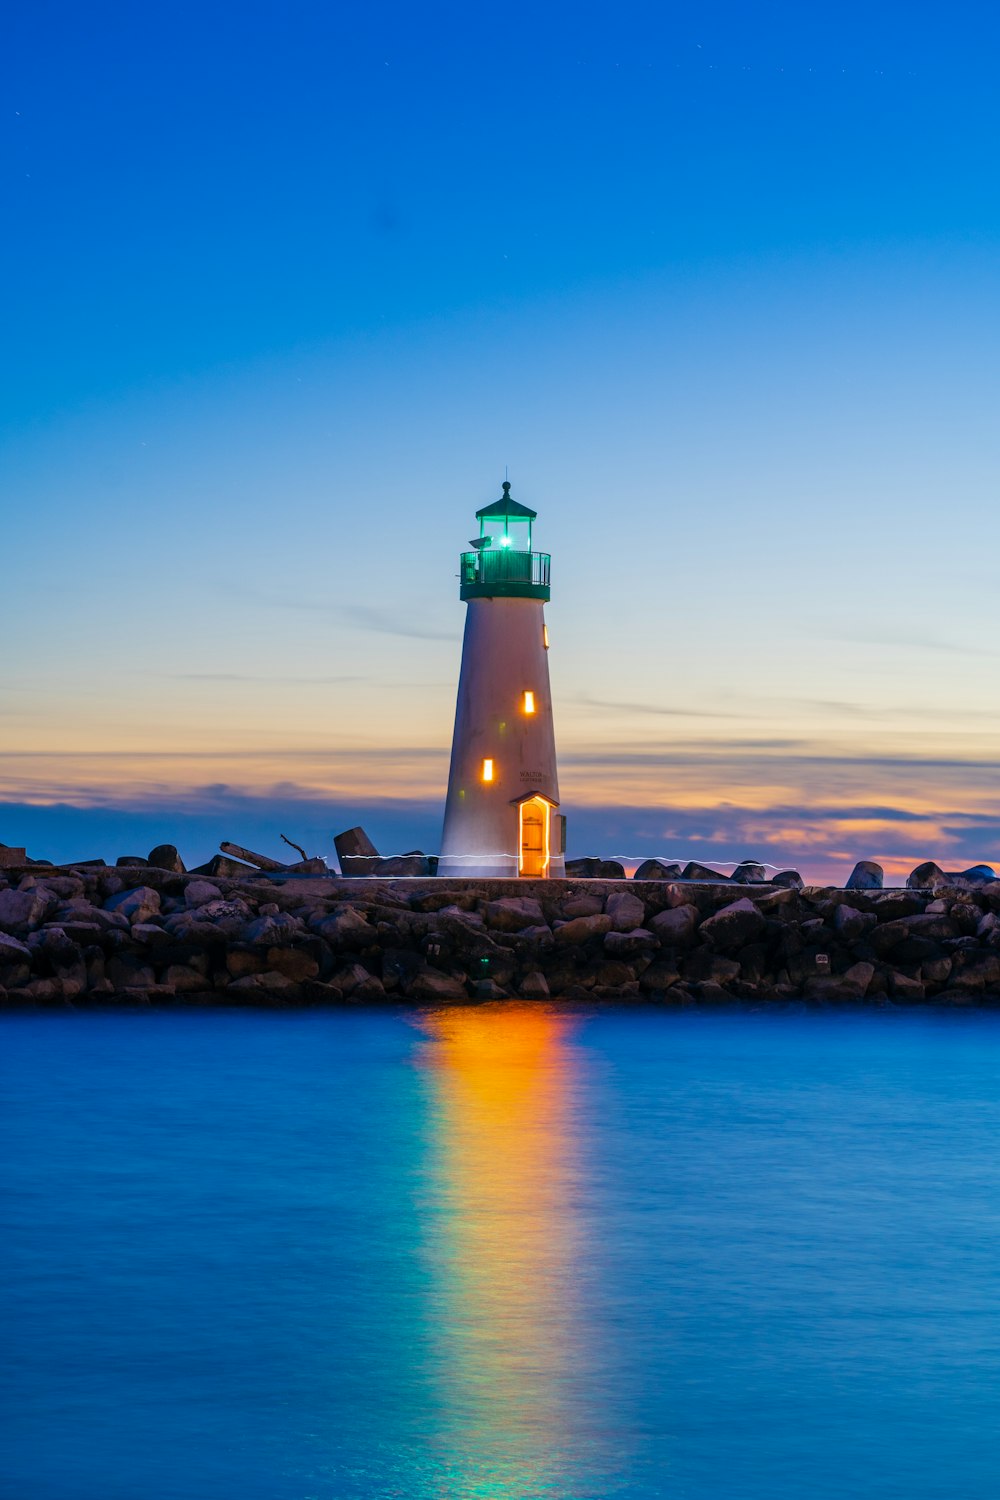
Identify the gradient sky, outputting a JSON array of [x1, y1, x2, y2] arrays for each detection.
[[4, 1, 1000, 880]]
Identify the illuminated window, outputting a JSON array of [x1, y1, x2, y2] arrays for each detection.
[[482, 758, 494, 782], [523, 690, 535, 714], [542, 624, 550, 649]]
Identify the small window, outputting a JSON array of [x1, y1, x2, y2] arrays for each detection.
[[482, 758, 494, 782], [523, 690, 535, 714], [542, 624, 550, 649]]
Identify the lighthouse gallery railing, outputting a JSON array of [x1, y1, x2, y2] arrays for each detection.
[[460, 550, 551, 595]]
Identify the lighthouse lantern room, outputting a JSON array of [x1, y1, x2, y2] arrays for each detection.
[[439, 482, 565, 879]]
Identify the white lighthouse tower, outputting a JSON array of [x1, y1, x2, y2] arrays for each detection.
[[439, 482, 565, 879]]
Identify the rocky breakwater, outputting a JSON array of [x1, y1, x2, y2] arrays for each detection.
[[3, 863, 1000, 1007]]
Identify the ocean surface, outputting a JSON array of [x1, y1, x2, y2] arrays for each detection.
[[4, 1005, 1000, 1500]]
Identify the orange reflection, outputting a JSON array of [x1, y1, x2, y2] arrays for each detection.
[[415, 1005, 602, 1497]]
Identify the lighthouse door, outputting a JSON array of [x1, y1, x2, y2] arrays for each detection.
[[518, 797, 550, 877]]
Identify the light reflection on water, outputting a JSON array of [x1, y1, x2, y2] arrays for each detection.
[[413, 1006, 612, 1498]]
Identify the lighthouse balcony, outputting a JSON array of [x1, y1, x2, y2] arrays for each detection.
[[459, 549, 551, 601]]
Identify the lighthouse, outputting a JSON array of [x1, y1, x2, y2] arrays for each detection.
[[439, 482, 565, 879]]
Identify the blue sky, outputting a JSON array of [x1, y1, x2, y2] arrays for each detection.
[[4, 2, 1000, 878]]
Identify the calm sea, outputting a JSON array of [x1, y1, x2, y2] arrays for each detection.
[[4, 1005, 1000, 1499]]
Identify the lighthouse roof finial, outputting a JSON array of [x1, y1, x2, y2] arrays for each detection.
[[476, 478, 537, 521]]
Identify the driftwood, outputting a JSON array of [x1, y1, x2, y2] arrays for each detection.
[[280, 834, 308, 862], [220, 841, 288, 872]]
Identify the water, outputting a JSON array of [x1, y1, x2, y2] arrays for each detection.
[[4, 1006, 1000, 1499]]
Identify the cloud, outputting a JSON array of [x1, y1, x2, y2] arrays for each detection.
[[162, 673, 364, 684], [571, 692, 741, 719]]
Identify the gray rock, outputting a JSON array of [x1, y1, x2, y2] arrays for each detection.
[[334, 826, 379, 875], [147, 844, 185, 873], [604, 891, 645, 931], [554, 913, 614, 945], [846, 861, 884, 891], [518, 971, 550, 999], [192, 854, 259, 878], [116, 856, 148, 868], [0, 886, 57, 932], [559, 894, 604, 919], [484, 897, 546, 932], [680, 862, 730, 882], [907, 861, 949, 891], [648, 904, 701, 947], [565, 858, 626, 879], [264, 947, 320, 983], [632, 860, 683, 881], [639, 957, 681, 992], [371, 855, 430, 877], [731, 861, 768, 884], [184, 881, 223, 909], [310, 906, 377, 948], [682, 948, 739, 984], [604, 928, 659, 958], [228, 971, 299, 994], [407, 967, 468, 1000], [699, 897, 765, 953], [772, 870, 805, 890], [0, 932, 31, 963], [104, 886, 161, 925], [833, 904, 877, 942], [948, 865, 998, 886], [242, 911, 305, 946]]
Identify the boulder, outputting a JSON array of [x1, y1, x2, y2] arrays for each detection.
[[891, 971, 926, 1002], [872, 891, 926, 921], [104, 887, 161, 925], [680, 862, 729, 882], [683, 950, 740, 985], [564, 858, 626, 879], [184, 881, 223, 909], [0, 886, 56, 932], [846, 861, 884, 891], [116, 856, 148, 868], [948, 865, 998, 886], [484, 897, 546, 932], [559, 894, 604, 919], [833, 905, 877, 943], [0, 933, 31, 963], [147, 844, 185, 873], [264, 947, 320, 983], [164, 963, 210, 993], [371, 855, 430, 877], [242, 911, 305, 946], [604, 891, 645, 931], [300, 980, 346, 1005], [518, 971, 550, 999], [191, 854, 259, 878], [228, 971, 299, 996], [632, 860, 682, 881], [310, 907, 377, 949], [604, 928, 659, 958], [731, 860, 768, 884], [333, 826, 379, 876], [407, 967, 468, 1001], [0, 846, 27, 869], [699, 898, 765, 953], [554, 914, 613, 945], [772, 870, 804, 890], [648, 904, 701, 947], [907, 861, 949, 891], [639, 958, 681, 992]]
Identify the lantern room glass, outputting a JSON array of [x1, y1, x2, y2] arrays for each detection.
[[479, 514, 532, 551]]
